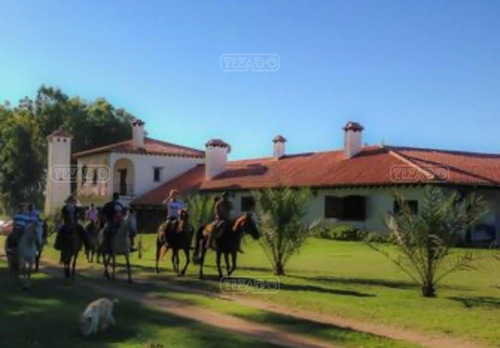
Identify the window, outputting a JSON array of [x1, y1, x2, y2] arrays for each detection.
[[393, 200, 418, 215], [241, 196, 255, 212], [153, 167, 162, 182], [343, 195, 366, 221], [324, 196, 343, 218], [324, 195, 366, 221], [81, 164, 87, 184]]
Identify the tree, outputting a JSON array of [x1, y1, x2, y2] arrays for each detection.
[[369, 186, 487, 297], [254, 187, 313, 275], [186, 194, 215, 232], [0, 85, 135, 214]]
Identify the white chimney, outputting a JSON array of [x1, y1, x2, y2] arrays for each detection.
[[205, 139, 230, 180], [343, 121, 364, 158], [273, 135, 287, 159], [131, 119, 145, 149]]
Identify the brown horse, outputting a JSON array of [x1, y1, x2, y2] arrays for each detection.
[[59, 223, 85, 280], [194, 213, 260, 279], [155, 210, 194, 276]]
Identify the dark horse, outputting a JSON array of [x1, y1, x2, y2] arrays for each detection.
[[155, 209, 194, 276], [194, 213, 260, 279], [84, 219, 101, 263], [59, 223, 85, 280], [34, 220, 48, 272]]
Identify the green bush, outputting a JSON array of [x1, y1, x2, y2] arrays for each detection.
[[314, 224, 365, 241]]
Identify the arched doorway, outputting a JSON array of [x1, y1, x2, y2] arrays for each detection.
[[113, 158, 135, 197]]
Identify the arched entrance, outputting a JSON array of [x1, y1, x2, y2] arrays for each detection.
[[113, 158, 135, 197]]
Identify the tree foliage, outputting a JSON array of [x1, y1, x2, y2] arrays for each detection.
[[369, 186, 487, 297], [186, 194, 215, 232], [253, 187, 313, 275], [0, 85, 135, 213]]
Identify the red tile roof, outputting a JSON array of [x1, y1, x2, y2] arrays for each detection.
[[49, 129, 72, 138], [73, 137, 204, 159], [132, 145, 500, 205]]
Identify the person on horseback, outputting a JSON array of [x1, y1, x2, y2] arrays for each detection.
[[162, 189, 185, 232], [55, 195, 89, 252], [86, 203, 98, 225], [204, 192, 242, 252], [102, 192, 136, 252], [8, 203, 35, 252]]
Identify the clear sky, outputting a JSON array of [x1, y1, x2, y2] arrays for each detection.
[[1, 0, 499, 159]]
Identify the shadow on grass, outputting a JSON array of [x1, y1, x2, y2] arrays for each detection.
[[448, 296, 500, 309], [236, 309, 415, 348], [288, 274, 416, 290], [0, 264, 278, 348]]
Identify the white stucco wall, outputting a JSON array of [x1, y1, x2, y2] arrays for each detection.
[[77, 152, 204, 205], [223, 187, 500, 236], [45, 135, 72, 214]]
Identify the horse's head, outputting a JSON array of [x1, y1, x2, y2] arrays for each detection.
[[179, 208, 189, 221], [235, 212, 260, 240]]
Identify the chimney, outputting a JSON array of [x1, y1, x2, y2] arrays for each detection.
[[273, 135, 287, 159], [343, 121, 364, 158], [205, 139, 230, 180], [131, 119, 145, 149]]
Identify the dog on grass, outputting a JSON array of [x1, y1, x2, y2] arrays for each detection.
[[80, 298, 118, 336]]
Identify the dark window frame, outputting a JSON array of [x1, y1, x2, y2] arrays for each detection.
[[153, 167, 162, 182], [240, 196, 256, 212], [324, 195, 366, 221]]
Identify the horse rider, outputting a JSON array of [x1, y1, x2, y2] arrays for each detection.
[[102, 192, 136, 252], [162, 189, 185, 234], [86, 203, 99, 226], [7, 203, 37, 252], [204, 192, 242, 252], [55, 195, 89, 252]]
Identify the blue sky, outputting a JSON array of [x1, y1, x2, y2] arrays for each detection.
[[0, 0, 499, 159]]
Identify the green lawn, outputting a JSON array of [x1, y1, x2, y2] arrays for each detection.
[[0, 263, 279, 348], [134, 235, 500, 347], [3, 234, 500, 347]]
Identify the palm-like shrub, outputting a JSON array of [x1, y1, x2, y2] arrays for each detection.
[[370, 186, 487, 297], [186, 194, 215, 231], [254, 187, 313, 275]]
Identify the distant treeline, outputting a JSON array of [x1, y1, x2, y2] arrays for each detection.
[[0, 85, 136, 214]]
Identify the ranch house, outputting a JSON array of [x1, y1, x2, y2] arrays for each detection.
[[45, 120, 500, 242]]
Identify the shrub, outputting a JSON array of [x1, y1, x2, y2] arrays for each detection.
[[314, 224, 366, 241]]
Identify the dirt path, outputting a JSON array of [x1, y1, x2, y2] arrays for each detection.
[[21, 256, 492, 348], [38, 263, 338, 348]]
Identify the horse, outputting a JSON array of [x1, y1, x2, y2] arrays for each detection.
[[194, 212, 260, 279], [84, 219, 101, 263], [155, 209, 194, 276], [101, 212, 137, 283], [59, 222, 85, 280], [35, 219, 48, 272], [5, 223, 41, 289]]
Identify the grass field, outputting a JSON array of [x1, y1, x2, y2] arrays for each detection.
[[2, 233, 500, 347], [0, 263, 281, 348]]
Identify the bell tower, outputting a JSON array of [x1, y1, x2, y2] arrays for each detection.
[[45, 129, 72, 214]]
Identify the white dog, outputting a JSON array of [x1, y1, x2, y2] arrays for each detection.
[[80, 298, 118, 336]]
